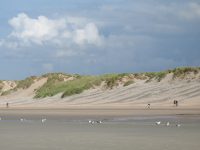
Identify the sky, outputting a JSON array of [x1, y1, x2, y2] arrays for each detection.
[[0, 0, 200, 80]]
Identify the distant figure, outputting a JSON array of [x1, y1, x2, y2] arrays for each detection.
[[173, 100, 178, 107], [176, 100, 178, 107], [147, 103, 151, 109], [6, 102, 9, 108]]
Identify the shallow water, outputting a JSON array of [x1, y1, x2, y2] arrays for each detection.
[[0, 117, 200, 150]]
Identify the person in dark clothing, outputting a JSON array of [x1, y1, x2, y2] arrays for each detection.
[[147, 103, 151, 109], [173, 100, 178, 107], [6, 102, 9, 108]]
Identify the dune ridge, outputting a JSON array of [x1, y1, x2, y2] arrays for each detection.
[[0, 67, 200, 108]]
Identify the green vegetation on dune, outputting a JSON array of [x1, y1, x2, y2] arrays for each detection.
[[145, 71, 168, 82], [34, 73, 72, 98], [0, 66, 199, 98], [155, 72, 168, 82], [41, 72, 73, 79], [171, 67, 199, 79], [0, 76, 36, 96], [133, 73, 147, 80], [31, 67, 200, 98], [104, 73, 127, 89], [61, 76, 101, 98], [15, 76, 36, 89], [123, 80, 134, 86], [0, 81, 3, 91], [35, 73, 128, 99], [144, 67, 200, 82]]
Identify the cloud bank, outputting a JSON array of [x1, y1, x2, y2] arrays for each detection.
[[1, 13, 103, 51], [0, 0, 200, 79]]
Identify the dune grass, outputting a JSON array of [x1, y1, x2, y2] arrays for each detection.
[[34, 73, 128, 98], [15, 76, 36, 89], [62, 74, 127, 98], [1, 66, 199, 98], [171, 67, 199, 79], [0, 81, 3, 91], [0, 77, 36, 96], [145, 71, 168, 82], [144, 67, 200, 82], [123, 80, 134, 86], [33, 67, 200, 98]]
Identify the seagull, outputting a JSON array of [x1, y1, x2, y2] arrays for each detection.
[[88, 120, 95, 124], [20, 118, 24, 122], [42, 119, 47, 123], [96, 120, 103, 124], [166, 122, 170, 126], [176, 124, 181, 127], [156, 121, 161, 125]]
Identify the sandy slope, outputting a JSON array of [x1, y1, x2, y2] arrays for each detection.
[[0, 78, 47, 106], [0, 73, 199, 109]]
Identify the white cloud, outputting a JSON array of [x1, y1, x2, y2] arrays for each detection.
[[73, 23, 102, 45], [1, 13, 103, 50], [9, 13, 66, 45]]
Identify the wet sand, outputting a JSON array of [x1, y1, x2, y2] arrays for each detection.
[[0, 108, 200, 150]]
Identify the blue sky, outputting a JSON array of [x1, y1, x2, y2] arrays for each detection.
[[0, 0, 200, 79]]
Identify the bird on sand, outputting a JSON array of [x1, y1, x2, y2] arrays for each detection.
[[156, 121, 161, 125], [42, 119, 47, 123]]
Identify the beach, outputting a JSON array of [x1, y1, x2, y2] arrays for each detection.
[[0, 108, 200, 150]]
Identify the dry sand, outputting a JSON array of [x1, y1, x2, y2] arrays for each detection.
[[0, 73, 200, 114], [0, 108, 200, 119], [0, 73, 200, 150]]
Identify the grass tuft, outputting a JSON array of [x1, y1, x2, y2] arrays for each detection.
[[171, 67, 199, 79], [0, 81, 3, 91], [34, 73, 128, 98], [15, 76, 36, 89], [144, 71, 167, 82], [123, 80, 134, 86]]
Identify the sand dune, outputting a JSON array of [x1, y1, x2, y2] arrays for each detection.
[[0, 70, 200, 109]]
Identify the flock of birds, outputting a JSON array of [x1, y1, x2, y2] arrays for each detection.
[[20, 118, 47, 123], [0, 117, 47, 123], [88, 120, 182, 127], [0, 117, 103, 124], [155, 121, 181, 127], [88, 120, 103, 125], [0, 117, 181, 127]]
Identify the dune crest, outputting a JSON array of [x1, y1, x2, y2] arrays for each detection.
[[0, 67, 200, 108]]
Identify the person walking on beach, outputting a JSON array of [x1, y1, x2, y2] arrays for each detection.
[[147, 103, 151, 109], [176, 100, 178, 107], [6, 102, 9, 108], [173, 100, 178, 107]]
